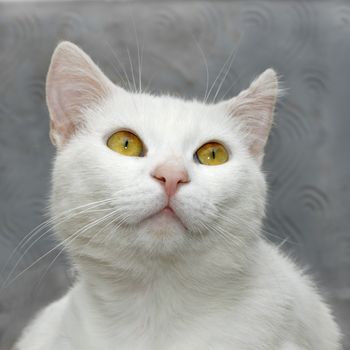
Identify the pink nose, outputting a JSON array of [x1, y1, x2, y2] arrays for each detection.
[[152, 163, 190, 197]]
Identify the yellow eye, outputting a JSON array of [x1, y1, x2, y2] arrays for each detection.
[[196, 142, 228, 166], [107, 130, 143, 157]]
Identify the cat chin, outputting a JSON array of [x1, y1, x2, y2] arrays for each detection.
[[121, 209, 186, 251], [127, 219, 188, 255], [140, 209, 187, 235]]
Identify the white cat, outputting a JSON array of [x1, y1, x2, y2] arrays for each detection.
[[15, 42, 341, 350]]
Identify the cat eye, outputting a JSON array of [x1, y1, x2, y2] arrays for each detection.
[[195, 142, 229, 166], [107, 130, 144, 157]]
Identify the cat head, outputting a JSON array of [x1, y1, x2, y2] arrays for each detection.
[[47, 42, 279, 267]]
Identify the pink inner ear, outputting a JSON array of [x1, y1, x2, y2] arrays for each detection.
[[226, 69, 278, 160], [248, 112, 272, 158], [46, 42, 113, 147]]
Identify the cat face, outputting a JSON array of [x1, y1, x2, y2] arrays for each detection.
[[47, 42, 278, 260]]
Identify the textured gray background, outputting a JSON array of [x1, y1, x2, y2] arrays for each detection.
[[0, 1, 349, 349]]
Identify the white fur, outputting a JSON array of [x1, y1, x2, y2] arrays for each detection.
[[15, 43, 341, 350]]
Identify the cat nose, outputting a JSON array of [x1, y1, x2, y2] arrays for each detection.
[[152, 163, 190, 197]]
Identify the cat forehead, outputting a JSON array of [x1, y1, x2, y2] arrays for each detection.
[[94, 90, 234, 141]]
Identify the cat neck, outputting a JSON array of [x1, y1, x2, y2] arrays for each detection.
[[74, 236, 260, 309], [65, 234, 261, 345]]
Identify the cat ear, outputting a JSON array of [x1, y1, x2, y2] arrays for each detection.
[[46, 41, 114, 147], [223, 68, 279, 163]]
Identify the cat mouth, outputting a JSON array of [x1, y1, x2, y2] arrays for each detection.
[[145, 205, 187, 228], [160, 206, 176, 216], [153, 205, 178, 219]]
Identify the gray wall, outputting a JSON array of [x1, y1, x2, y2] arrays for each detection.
[[0, 1, 349, 349]]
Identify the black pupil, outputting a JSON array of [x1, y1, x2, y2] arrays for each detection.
[[124, 138, 129, 149], [211, 149, 216, 159]]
